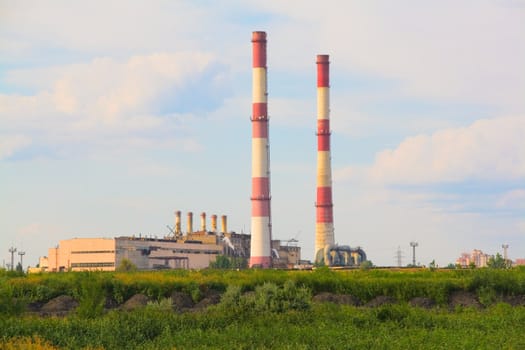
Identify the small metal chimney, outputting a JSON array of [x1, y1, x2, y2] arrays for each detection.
[[221, 215, 227, 234], [175, 210, 182, 236], [211, 215, 218, 233], [187, 212, 193, 234], [200, 212, 207, 232]]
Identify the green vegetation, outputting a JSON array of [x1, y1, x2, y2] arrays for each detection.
[[487, 253, 511, 269], [116, 258, 137, 272], [208, 255, 247, 269], [1, 267, 524, 349]]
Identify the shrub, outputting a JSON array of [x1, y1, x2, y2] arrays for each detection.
[[75, 273, 106, 319], [116, 259, 137, 272], [0, 336, 60, 350], [0, 284, 25, 316], [219, 281, 311, 313], [146, 297, 173, 312]]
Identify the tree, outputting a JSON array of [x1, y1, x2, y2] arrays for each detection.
[[487, 253, 508, 269], [116, 258, 137, 272], [360, 260, 373, 270], [210, 255, 247, 269], [15, 262, 24, 273], [210, 255, 231, 269]]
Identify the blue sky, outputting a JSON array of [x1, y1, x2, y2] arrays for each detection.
[[1, 0, 524, 268]]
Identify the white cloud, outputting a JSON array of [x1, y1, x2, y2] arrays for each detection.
[[0, 52, 222, 158], [0, 134, 32, 160], [368, 116, 525, 184], [4, 52, 215, 121], [497, 189, 525, 209], [256, 1, 525, 111]]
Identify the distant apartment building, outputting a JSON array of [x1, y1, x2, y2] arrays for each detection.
[[455, 249, 490, 268], [514, 258, 525, 266]]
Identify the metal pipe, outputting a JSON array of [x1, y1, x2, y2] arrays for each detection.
[[249, 31, 272, 268], [315, 54, 335, 264]]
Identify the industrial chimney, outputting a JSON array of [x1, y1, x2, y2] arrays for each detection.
[[187, 212, 193, 234], [221, 215, 227, 234], [200, 212, 206, 232], [315, 54, 335, 263], [211, 214, 218, 233], [249, 31, 272, 268], [175, 210, 182, 236]]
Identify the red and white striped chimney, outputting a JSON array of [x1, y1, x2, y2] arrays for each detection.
[[249, 31, 272, 268], [315, 54, 335, 263]]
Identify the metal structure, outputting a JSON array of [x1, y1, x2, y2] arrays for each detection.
[[410, 241, 418, 266], [8, 247, 16, 271], [249, 31, 272, 268], [314, 55, 335, 263], [18, 251, 25, 269], [395, 246, 403, 267], [319, 245, 367, 267]]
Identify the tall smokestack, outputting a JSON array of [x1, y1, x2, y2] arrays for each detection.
[[187, 212, 193, 234], [200, 212, 206, 232], [175, 210, 182, 236], [249, 31, 272, 268], [221, 215, 227, 234], [211, 215, 218, 233], [315, 54, 335, 263]]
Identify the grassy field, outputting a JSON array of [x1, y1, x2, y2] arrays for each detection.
[[1, 267, 524, 349]]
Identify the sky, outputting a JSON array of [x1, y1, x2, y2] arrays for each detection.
[[1, 0, 524, 268]]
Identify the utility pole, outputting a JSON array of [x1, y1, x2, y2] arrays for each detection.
[[18, 251, 26, 270], [410, 241, 418, 266], [8, 247, 17, 271]]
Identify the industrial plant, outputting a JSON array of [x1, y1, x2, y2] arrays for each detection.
[[36, 211, 302, 272], [33, 31, 367, 272]]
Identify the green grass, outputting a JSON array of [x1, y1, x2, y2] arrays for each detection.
[[1, 303, 524, 349], [1, 267, 524, 349]]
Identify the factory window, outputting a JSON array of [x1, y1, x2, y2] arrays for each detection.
[[71, 250, 115, 254], [71, 262, 115, 268]]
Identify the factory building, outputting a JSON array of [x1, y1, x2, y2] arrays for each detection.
[[271, 240, 301, 268], [37, 236, 223, 272], [36, 211, 300, 272]]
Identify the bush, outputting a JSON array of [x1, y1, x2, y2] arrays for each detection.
[[0, 284, 25, 316], [219, 281, 311, 313], [0, 336, 60, 350], [75, 273, 106, 319]]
